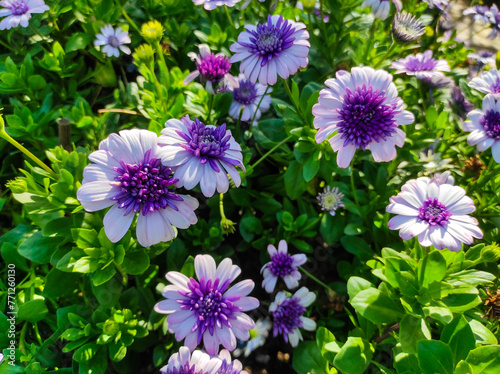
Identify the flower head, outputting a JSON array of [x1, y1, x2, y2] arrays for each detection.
[[313, 67, 414, 168], [160, 346, 222, 374], [158, 115, 244, 197], [193, 0, 241, 11], [487, 5, 500, 39], [392, 12, 426, 44], [230, 15, 310, 85], [184, 44, 236, 94], [468, 51, 496, 66], [469, 70, 500, 95], [423, 0, 449, 11], [362, 0, 402, 20], [76, 129, 199, 247], [233, 318, 271, 357], [317, 186, 345, 216], [450, 86, 474, 120], [391, 51, 450, 80], [463, 94, 500, 163], [0, 0, 49, 30], [141, 20, 163, 43], [229, 74, 272, 125], [94, 25, 131, 57], [261, 240, 307, 294], [463, 5, 491, 24], [386, 173, 483, 251], [133, 44, 155, 66], [154, 255, 259, 356], [217, 350, 248, 374], [270, 287, 316, 347]]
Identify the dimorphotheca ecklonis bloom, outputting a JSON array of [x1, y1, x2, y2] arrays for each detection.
[[392, 12, 426, 44], [154, 255, 259, 356], [487, 5, 500, 39], [317, 186, 345, 216], [0, 0, 49, 30], [76, 129, 199, 247], [361, 0, 402, 21], [391, 51, 450, 80], [386, 174, 483, 251], [423, 0, 449, 11], [463, 94, 500, 163], [217, 350, 248, 374], [229, 74, 272, 126], [469, 70, 500, 95], [158, 115, 245, 198], [184, 44, 237, 94], [94, 25, 131, 57], [229, 15, 310, 85], [463, 5, 491, 24], [468, 51, 496, 66], [193, 0, 241, 11], [313, 67, 415, 168], [270, 287, 316, 347], [261, 240, 306, 293], [233, 318, 271, 357], [160, 346, 222, 374]]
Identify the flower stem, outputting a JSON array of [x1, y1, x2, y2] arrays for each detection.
[[236, 106, 244, 140], [282, 78, 308, 126], [300, 266, 336, 295], [418, 79, 428, 113], [224, 6, 234, 28], [250, 86, 270, 126], [155, 41, 169, 84], [206, 93, 215, 124], [249, 134, 293, 170], [373, 41, 396, 69], [350, 168, 360, 207], [119, 3, 141, 34]]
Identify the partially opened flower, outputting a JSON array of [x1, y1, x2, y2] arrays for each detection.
[[193, 0, 241, 10], [270, 287, 316, 347], [261, 240, 306, 293], [463, 94, 500, 163], [229, 74, 272, 126], [160, 346, 222, 374], [0, 0, 49, 30], [158, 115, 245, 197], [469, 70, 500, 95], [317, 186, 345, 216], [391, 51, 450, 80], [217, 350, 248, 374], [94, 25, 131, 57], [154, 255, 259, 355], [386, 174, 483, 251], [76, 129, 199, 247], [392, 12, 426, 44], [230, 15, 310, 85], [362, 0, 402, 20], [313, 67, 414, 168]]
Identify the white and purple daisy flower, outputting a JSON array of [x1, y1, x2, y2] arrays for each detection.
[[463, 94, 500, 163], [154, 255, 259, 356], [469, 69, 500, 95], [233, 318, 272, 357], [463, 5, 491, 24], [229, 74, 272, 126], [386, 173, 483, 251], [0, 0, 49, 30], [193, 0, 241, 10], [217, 350, 248, 374], [361, 0, 402, 21], [158, 115, 245, 198], [270, 287, 316, 347], [423, 0, 449, 11], [184, 44, 237, 94], [94, 25, 131, 58], [317, 186, 345, 216], [391, 51, 450, 80], [261, 240, 306, 294], [487, 5, 500, 39], [468, 51, 496, 66], [76, 129, 199, 248], [392, 12, 426, 44], [313, 67, 415, 168], [229, 15, 310, 86], [160, 346, 222, 374]]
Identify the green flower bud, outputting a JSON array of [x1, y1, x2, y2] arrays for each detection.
[[133, 44, 155, 66], [481, 243, 500, 263], [141, 20, 164, 44]]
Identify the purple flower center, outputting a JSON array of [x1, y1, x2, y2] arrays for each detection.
[[107, 35, 120, 48], [178, 277, 241, 342], [217, 361, 239, 374], [418, 197, 451, 226], [8, 0, 28, 15], [268, 252, 295, 277], [162, 363, 203, 374], [490, 78, 500, 94], [197, 53, 231, 83], [233, 79, 258, 105], [177, 117, 240, 172], [481, 110, 500, 140], [338, 85, 398, 149], [272, 297, 305, 339], [243, 15, 295, 67], [111, 150, 182, 216], [404, 56, 438, 72]]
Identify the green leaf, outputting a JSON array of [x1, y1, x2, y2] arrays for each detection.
[[333, 337, 374, 374], [417, 340, 454, 374], [320, 213, 344, 245], [442, 290, 481, 313], [18, 231, 62, 263], [468, 319, 498, 345], [441, 315, 476, 365], [303, 151, 320, 182], [316, 327, 337, 363], [350, 288, 403, 324], [464, 346, 500, 373], [18, 299, 48, 323], [66, 32, 91, 52], [454, 361, 473, 374], [340, 236, 373, 261], [28, 75, 47, 91], [284, 161, 308, 200], [92, 266, 117, 286], [423, 305, 453, 325], [43, 268, 80, 298], [1, 242, 29, 271], [122, 249, 150, 275], [347, 276, 373, 300], [258, 119, 286, 142], [109, 342, 127, 362], [292, 341, 329, 374], [399, 315, 431, 354], [72, 228, 99, 249], [73, 343, 99, 362], [394, 352, 421, 374], [418, 250, 447, 288]]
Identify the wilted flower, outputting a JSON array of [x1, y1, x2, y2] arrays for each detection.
[[469, 69, 500, 95], [450, 86, 474, 120], [463, 94, 500, 163], [463, 5, 491, 24], [154, 255, 259, 355], [317, 186, 344, 216], [386, 173, 483, 251], [392, 12, 426, 44], [229, 74, 272, 126], [487, 5, 500, 39], [270, 287, 316, 347], [217, 350, 248, 374], [141, 19, 163, 43], [233, 318, 272, 357], [0, 0, 49, 30], [313, 67, 415, 168], [230, 15, 310, 85], [184, 44, 236, 94], [76, 129, 199, 247], [158, 115, 245, 198], [261, 240, 307, 293], [391, 51, 450, 80], [160, 346, 222, 374], [193, 0, 241, 11], [94, 25, 131, 57], [362, 0, 402, 21]]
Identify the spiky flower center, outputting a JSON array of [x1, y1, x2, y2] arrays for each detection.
[[272, 297, 305, 337], [418, 197, 451, 226], [393, 12, 425, 43], [338, 85, 398, 149], [197, 54, 231, 83], [8, 0, 28, 15], [404, 55, 438, 72], [233, 79, 258, 105], [481, 110, 500, 140], [491, 78, 500, 94], [269, 252, 294, 277], [163, 363, 203, 374]]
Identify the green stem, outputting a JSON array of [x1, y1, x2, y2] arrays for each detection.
[[350, 169, 360, 207], [155, 41, 169, 84], [149, 61, 165, 104], [119, 3, 141, 34], [250, 86, 270, 126], [34, 322, 43, 345], [249, 135, 293, 170], [206, 93, 215, 124], [418, 79, 428, 113], [364, 20, 377, 62], [373, 41, 396, 69], [20, 323, 28, 355], [224, 6, 234, 28], [27, 328, 63, 366], [282, 78, 308, 126], [236, 106, 244, 140], [300, 266, 336, 295], [114, 262, 128, 286], [219, 193, 226, 220]]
